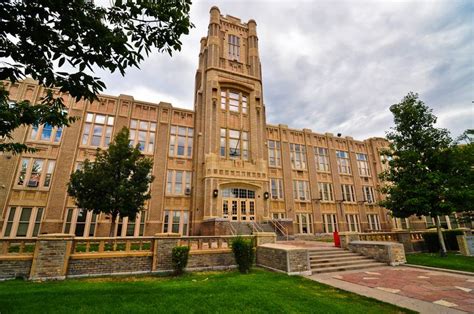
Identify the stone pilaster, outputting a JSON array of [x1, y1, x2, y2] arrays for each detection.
[[152, 233, 181, 272], [29, 234, 73, 281]]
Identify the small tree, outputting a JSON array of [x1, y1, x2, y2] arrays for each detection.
[[172, 246, 190, 275], [379, 92, 473, 257], [231, 237, 254, 274], [67, 127, 154, 236]]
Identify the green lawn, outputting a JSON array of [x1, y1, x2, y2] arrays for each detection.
[[0, 269, 412, 313], [406, 252, 474, 273]]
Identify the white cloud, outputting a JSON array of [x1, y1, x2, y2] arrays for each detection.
[[95, 0, 473, 140]]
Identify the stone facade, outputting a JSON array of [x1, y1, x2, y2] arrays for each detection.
[[0, 258, 32, 280], [68, 256, 152, 277], [348, 240, 406, 266], [187, 251, 235, 270], [1, 6, 445, 240], [29, 234, 73, 280]]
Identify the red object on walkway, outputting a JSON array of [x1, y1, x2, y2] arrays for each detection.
[[333, 231, 341, 247]]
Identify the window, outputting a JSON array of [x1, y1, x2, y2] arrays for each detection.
[[270, 178, 284, 200], [129, 119, 156, 154], [314, 147, 330, 172], [169, 125, 193, 158], [318, 182, 334, 201], [16, 158, 56, 188], [380, 154, 392, 172], [228, 34, 240, 60], [293, 180, 310, 201], [363, 186, 375, 203], [162, 210, 189, 235], [367, 214, 381, 231], [30, 124, 62, 143], [393, 217, 410, 230], [295, 213, 312, 234], [220, 128, 249, 160], [268, 140, 281, 167], [220, 89, 248, 114], [81, 112, 114, 147], [115, 211, 147, 237], [322, 214, 338, 233], [63, 208, 98, 237], [341, 184, 356, 202], [272, 213, 286, 219], [346, 214, 361, 232], [356, 153, 370, 177], [290, 143, 307, 170], [2, 207, 44, 238], [336, 150, 351, 174], [166, 170, 192, 195]]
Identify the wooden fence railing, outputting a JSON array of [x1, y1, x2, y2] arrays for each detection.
[[178, 235, 254, 251], [71, 237, 154, 254], [0, 239, 36, 256]]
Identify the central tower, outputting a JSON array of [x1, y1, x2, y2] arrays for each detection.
[[191, 7, 269, 234]]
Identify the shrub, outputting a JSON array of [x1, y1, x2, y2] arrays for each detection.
[[422, 230, 464, 253], [172, 246, 190, 275], [231, 236, 254, 274]]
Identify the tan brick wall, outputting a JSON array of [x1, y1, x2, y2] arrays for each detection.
[[187, 251, 235, 269], [0, 258, 32, 280], [68, 256, 152, 276]]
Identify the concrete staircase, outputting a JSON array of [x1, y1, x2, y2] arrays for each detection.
[[309, 248, 385, 274]]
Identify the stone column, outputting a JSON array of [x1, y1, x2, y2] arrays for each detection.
[[29, 234, 74, 281], [396, 232, 414, 253], [152, 233, 181, 272]]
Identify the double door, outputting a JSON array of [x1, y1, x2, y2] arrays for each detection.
[[222, 198, 255, 221]]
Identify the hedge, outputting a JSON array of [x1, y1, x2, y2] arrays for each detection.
[[231, 236, 254, 274], [172, 246, 190, 275], [421, 229, 464, 253]]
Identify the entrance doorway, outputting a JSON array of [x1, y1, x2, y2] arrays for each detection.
[[221, 188, 255, 221]]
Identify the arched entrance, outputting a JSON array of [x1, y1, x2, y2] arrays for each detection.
[[221, 187, 255, 221]]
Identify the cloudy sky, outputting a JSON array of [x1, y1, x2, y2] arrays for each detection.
[[96, 0, 473, 140]]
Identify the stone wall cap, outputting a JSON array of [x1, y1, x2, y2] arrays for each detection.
[[259, 243, 306, 251], [254, 232, 277, 236], [38, 233, 75, 240], [350, 240, 402, 246], [154, 233, 181, 238]]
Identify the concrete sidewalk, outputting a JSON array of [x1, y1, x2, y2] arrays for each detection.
[[307, 266, 473, 314]]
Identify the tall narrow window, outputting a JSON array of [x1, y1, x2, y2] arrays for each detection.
[[17, 158, 29, 185], [129, 119, 156, 154], [367, 214, 381, 230], [30, 124, 62, 143], [356, 153, 370, 177], [318, 182, 334, 201], [322, 214, 338, 233], [16, 158, 55, 188], [270, 178, 284, 200], [63, 208, 98, 237], [315, 147, 330, 172], [162, 210, 189, 235], [166, 170, 193, 195], [336, 150, 351, 174], [228, 35, 240, 60], [2, 207, 44, 238], [363, 186, 375, 203], [268, 140, 281, 167], [169, 125, 193, 158], [341, 184, 356, 202], [81, 113, 114, 147], [293, 180, 310, 201], [290, 143, 307, 170], [346, 214, 361, 232]]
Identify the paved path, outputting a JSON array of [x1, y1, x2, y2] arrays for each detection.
[[308, 266, 474, 314]]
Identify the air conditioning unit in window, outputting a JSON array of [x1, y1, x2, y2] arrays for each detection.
[[272, 195, 278, 200], [27, 180, 39, 187], [185, 188, 192, 196]]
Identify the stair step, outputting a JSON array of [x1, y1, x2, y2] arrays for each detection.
[[309, 253, 361, 259], [311, 262, 385, 274], [311, 259, 375, 268], [310, 256, 368, 263], [308, 249, 348, 255]]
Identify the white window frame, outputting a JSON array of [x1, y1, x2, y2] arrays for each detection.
[[169, 125, 194, 158], [290, 143, 307, 170], [162, 210, 189, 235], [81, 112, 115, 148], [268, 140, 281, 167], [314, 147, 330, 172], [228, 34, 240, 61], [346, 214, 361, 232], [293, 180, 310, 201], [356, 153, 370, 177], [115, 211, 147, 237], [270, 178, 284, 200], [341, 184, 356, 203], [318, 182, 334, 202], [16, 158, 56, 188], [166, 170, 192, 196], [363, 186, 375, 204], [30, 124, 63, 143], [2, 207, 44, 238], [129, 119, 156, 154], [322, 214, 338, 233], [63, 208, 98, 238], [295, 213, 312, 234], [336, 150, 351, 174], [220, 128, 249, 160], [367, 214, 381, 231]]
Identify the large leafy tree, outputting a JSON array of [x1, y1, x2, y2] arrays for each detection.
[[379, 92, 473, 256], [68, 127, 154, 237], [0, 0, 193, 153]]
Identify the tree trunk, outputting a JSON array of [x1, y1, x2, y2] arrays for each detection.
[[435, 215, 447, 257], [109, 213, 117, 238]]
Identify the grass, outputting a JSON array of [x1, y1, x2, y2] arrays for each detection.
[[0, 269, 413, 313], [406, 252, 474, 273]]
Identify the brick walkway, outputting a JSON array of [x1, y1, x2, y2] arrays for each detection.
[[309, 266, 474, 313]]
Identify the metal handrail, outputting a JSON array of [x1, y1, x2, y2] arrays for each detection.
[[270, 219, 289, 241]]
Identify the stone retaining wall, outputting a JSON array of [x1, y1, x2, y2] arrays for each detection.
[[0, 258, 32, 280], [187, 251, 235, 270], [349, 241, 406, 266], [256, 244, 310, 275], [67, 255, 153, 277]]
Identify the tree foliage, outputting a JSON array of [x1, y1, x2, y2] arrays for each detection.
[[67, 127, 154, 236], [379, 92, 473, 255], [0, 0, 193, 153]]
